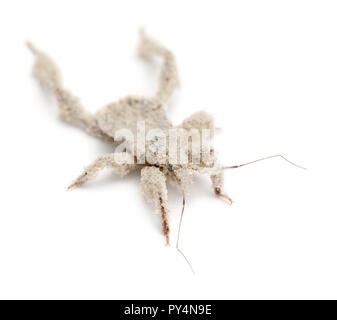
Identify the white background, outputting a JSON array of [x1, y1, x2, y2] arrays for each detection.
[[0, 0, 336, 299]]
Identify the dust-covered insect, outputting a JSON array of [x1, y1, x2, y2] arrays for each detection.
[[28, 31, 305, 272]]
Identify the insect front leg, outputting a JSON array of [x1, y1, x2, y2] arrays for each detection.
[[67, 153, 136, 190], [140, 167, 170, 245], [210, 171, 233, 205]]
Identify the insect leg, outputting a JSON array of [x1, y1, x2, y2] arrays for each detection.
[[27, 42, 112, 141], [138, 30, 180, 104], [210, 171, 233, 205], [67, 153, 136, 190], [140, 167, 170, 245]]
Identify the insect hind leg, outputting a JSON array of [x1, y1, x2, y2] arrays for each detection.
[[27, 42, 112, 141]]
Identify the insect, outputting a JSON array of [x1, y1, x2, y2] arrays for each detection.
[[28, 31, 304, 271]]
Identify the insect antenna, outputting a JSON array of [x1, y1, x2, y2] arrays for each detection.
[[176, 196, 195, 274], [224, 154, 307, 170]]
